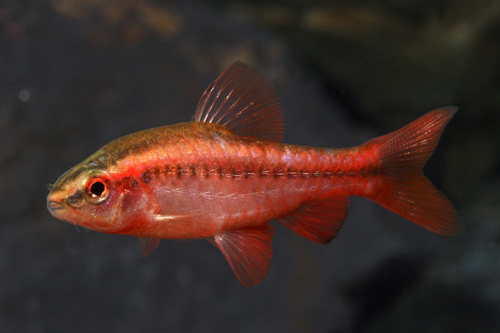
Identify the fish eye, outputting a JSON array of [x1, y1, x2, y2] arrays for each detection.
[[90, 181, 105, 196], [84, 175, 110, 204]]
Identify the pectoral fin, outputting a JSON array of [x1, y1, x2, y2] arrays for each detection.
[[138, 237, 161, 256], [152, 213, 215, 239], [137, 213, 217, 255], [211, 225, 274, 287]]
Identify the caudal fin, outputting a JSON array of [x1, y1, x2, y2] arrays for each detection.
[[364, 107, 459, 235]]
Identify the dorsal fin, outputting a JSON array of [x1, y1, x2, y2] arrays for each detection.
[[192, 62, 284, 142]]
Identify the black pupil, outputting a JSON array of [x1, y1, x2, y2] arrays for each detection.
[[90, 181, 105, 196]]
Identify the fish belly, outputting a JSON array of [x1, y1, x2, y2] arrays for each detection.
[[151, 173, 335, 233]]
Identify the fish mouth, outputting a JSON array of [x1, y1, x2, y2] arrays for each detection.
[[47, 189, 67, 217], [47, 200, 65, 214]]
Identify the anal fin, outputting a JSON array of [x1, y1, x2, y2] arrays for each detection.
[[211, 225, 274, 287], [277, 194, 350, 245]]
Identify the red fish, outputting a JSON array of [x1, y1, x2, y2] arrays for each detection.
[[47, 62, 458, 287]]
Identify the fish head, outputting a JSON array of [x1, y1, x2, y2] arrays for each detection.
[[47, 152, 133, 233]]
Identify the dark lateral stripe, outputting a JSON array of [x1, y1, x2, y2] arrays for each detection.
[[117, 176, 140, 188], [140, 170, 151, 184], [176, 165, 183, 178], [137, 164, 369, 181]]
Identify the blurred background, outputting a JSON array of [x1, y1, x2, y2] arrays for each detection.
[[1, 0, 499, 332]]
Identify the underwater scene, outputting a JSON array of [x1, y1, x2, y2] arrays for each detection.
[[1, 0, 498, 332]]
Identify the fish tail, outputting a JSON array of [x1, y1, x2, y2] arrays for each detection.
[[363, 107, 459, 235]]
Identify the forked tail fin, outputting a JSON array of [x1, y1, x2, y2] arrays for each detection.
[[364, 107, 459, 235]]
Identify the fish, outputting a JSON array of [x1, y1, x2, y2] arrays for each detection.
[[47, 62, 458, 287]]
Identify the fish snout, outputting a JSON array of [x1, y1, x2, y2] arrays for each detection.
[[46, 190, 67, 217]]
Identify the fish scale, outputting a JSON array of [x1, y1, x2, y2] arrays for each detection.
[[112, 128, 342, 229]]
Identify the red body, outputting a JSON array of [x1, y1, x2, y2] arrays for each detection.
[[103, 122, 373, 238], [47, 62, 458, 287]]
